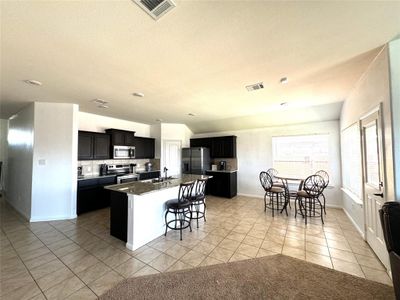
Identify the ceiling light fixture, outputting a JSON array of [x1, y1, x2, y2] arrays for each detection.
[[132, 92, 145, 98], [280, 77, 288, 84], [155, 118, 163, 122], [188, 113, 195, 116], [246, 82, 264, 91], [280, 102, 288, 106], [92, 98, 109, 105], [24, 79, 42, 86], [97, 104, 109, 109]]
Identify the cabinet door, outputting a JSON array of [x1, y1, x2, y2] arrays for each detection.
[[211, 137, 224, 158], [125, 133, 135, 146], [93, 134, 110, 159], [78, 132, 93, 160], [134, 137, 146, 159], [191, 138, 212, 149], [144, 138, 155, 158], [112, 131, 126, 145]]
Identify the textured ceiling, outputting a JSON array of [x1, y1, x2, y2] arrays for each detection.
[[1, 1, 399, 132]]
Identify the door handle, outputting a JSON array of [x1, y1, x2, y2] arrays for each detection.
[[373, 193, 384, 198]]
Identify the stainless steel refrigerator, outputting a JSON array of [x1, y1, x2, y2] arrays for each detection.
[[182, 147, 210, 175]]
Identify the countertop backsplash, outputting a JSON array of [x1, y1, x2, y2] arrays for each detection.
[[78, 158, 160, 176], [210, 158, 237, 171]]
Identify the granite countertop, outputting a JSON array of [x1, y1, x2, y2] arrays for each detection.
[[105, 174, 212, 196], [206, 169, 238, 173], [136, 170, 160, 173]]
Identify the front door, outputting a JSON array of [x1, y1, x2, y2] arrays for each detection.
[[164, 140, 182, 177], [361, 108, 389, 269]]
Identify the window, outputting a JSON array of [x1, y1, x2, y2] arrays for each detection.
[[272, 134, 330, 179], [341, 123, 362, 200]]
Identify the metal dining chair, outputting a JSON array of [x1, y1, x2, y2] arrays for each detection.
[[295, 174, 325, 224], [259, 171, 288, 216], [315, 170, 329, 214], [266, 168, 284, 188]]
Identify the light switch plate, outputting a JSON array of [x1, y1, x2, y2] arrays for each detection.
[[38, 159, 46, 166]]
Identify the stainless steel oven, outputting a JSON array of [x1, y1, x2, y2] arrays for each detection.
[[113, 145, 135, 159]]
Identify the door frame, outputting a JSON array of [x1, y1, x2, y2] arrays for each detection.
[[360, 103, 389, 269]]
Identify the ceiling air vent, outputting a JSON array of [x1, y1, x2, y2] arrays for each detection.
[[246, 82, 264, 92], [133, 0, 176, 20]]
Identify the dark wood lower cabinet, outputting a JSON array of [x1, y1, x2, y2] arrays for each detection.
[[77, 176, 116, 215], [110, 191, 128, 242], [205, 171, 237, 198], [137, 171, 160, 180]]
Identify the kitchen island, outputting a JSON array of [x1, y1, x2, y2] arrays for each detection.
[[105, 174, 211, 250]]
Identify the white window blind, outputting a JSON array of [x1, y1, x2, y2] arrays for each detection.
[[341, 123, 362, 200], [272, 134, 330, 179]]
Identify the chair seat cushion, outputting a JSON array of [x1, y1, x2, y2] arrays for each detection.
[[273, 183, 284, 188], [269, 187, 284, 193], [166, 199, 190, 209], [297, 190, 315, 197]]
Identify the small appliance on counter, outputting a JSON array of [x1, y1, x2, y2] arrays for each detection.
[[211, 164, 218, 171], [219, 161, 227, 171], [77, 166, 83, 177], [100, 164, 108, 176], [145, 162, 152, 172]]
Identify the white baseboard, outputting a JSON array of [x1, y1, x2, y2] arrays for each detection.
[[342, 207, 365, 239], [30, 214, 77, 222]]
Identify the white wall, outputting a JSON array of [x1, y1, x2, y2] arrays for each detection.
[[389, 38, 400, 201], [30, 102, 78, 221], [7, 104, 35, 219], [340, 46, 395, 233], [193, 120, 342, 207], [7, 102, 78, 221], [78, 112, 150, 137], [0, 119, 8, 192]]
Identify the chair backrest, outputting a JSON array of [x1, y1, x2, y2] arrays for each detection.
[[178, 181, 195, 203], [303, 174, 325, 197], [194, 178, 208, 198], [315, 170, 329, 188], [266, 168, 278, 180], [259, 171, 273, 191]]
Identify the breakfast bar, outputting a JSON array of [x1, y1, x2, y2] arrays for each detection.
[[105, 174, 211, 250]]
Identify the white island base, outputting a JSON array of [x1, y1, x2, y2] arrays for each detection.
[[126, 185, 179, 251]]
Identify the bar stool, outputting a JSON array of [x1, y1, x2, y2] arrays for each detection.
[[164, 181, 195, 240], [259, 171, 287, 217], [189, 178, 208, 228], [267, 168, 284, 188]]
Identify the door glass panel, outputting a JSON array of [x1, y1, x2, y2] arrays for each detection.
[[365, 123, 380, 187]]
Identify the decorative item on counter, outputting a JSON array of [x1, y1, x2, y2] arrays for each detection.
[[145, 162, 152, 172], [100, 164, 108, 176]]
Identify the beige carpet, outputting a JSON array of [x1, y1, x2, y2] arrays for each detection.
[[100, 254, 394, 300]]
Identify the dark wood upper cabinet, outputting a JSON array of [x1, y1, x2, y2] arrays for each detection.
[[105, 129, 136, 146], [134, 137, 155, 159], [78, 131, 110, 160], [78, 131, 94, 160], [190, 136, 236, 158], [93, 133, 110, 159]]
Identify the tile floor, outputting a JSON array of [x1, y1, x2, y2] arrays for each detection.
[[0, 195, 392, 299]]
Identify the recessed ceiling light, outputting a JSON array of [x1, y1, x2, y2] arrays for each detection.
[[155, 118, 163, 122], [188, 113, 195, 116], [280, 102, 288, 106], [24, 79, 42, 86], [97, 104, 109, 109], [132, 92, 144, 97], [280, 77, 288, 84]]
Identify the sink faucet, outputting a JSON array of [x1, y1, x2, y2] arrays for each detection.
[[163, 167, 168, 179]]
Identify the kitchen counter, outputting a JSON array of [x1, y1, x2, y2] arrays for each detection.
[[206, 169, 237, 173], [107, 173, 212, 250], [78, 174, 117, 181], [105, 174, 211, 195]]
